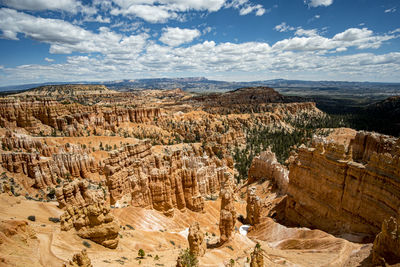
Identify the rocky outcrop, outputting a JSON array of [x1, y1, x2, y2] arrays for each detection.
[[188, 222, 206, 257], [219, 173, 236, 243], [56, 180, 104, 209], [248, 149, 288, 193], [60, 202, 119, 249], [63, 249, 92, 267], [0, 97, 160, 136], [104, 141, 229, 216], [0, 151, 97, 189], [246, 187, 261, 225], [250, 244, 264, 267], [286, 131, 400, 236], [372, 216, 400, 265]]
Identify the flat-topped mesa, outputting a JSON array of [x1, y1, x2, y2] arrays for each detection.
[[56, 180, 104, 209], [285, 131, 400, 236], [104, 141, 228, 216], [60, 202, 119, 249], [248, 148, 289, 194], [0, 150, 98, 189], [246, 187, 262, 225], [372, 215, 400, 265], [188, 222, 206, 257], [219, 172, 236, 243]]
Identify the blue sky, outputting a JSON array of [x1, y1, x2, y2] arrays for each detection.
[[0, 0, 399, 86]]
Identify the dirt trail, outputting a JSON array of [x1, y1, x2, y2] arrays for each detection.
[[37, 232, 64, 266]]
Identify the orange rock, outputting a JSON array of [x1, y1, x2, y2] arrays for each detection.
[[286, 131, 400, 236], [188, 222, 206, 257]]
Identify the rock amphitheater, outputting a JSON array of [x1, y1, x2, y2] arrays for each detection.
[[0, 84, 398, 266]]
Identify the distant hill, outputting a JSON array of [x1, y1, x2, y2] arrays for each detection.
[[16, 84, 116, 97]]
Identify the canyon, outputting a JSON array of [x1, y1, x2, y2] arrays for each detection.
[[0, 84, 399, 266]]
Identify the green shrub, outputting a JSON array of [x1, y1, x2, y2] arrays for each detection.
[[82, 240, 91, 248], [27, 215, 36, 222], [138, 249, 145, 258], [48, 217, 60, 223], [177, 248, 198, 267]]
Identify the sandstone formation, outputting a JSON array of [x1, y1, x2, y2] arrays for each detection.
[[63, 249, 92, 267], [56, 180, 104, 209], [247, 149, 289, 193], [286, 131, 400, 236], [219, 173, 236, 243], [104, 141, 229, 216], [188, 222, 206, 257], [372, 216, 400, 265], [0, 97, 160, 136], [60, 202, 119, 249], [250, 244, 264, 267], [246, 187, 262, 225], [0, 151, 97, 189]]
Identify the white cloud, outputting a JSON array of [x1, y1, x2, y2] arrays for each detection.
[[305, 0, 333, 8], [159, 27, 200, 46], [0, 8, 149, 55], [274, 22, 295, 32], [226, 0, 266, 16], [384, 7, 396, 13], [44, 57, 54, 62], [1, 0, 95, 14], [295, 28, 318, 37]]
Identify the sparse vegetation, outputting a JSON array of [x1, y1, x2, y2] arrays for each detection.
[[27, 215, 36, 222], [177, 248, 198, 267], [138, 249, 145, 258], [82, 240, 91, 248]]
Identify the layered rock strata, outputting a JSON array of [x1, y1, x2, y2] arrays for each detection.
[[0, 98, 160, 135], [188, 222, 206, 257], [0, 151, 97, 189], [60, 202, 119, 249], [286, 131, 400, 236], [248, 149, 289, 193], [104, 141, 229, 216]]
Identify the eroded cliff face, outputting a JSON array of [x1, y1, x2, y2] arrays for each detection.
[[286, 131, 400, 236], [60, 202, 119, 249], [0, 98, 160, 136], [104, 141, 230, 216], [248, 148, 289, 194], [56, 180, 105, 209]]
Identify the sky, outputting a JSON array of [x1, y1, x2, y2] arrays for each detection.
[[0, 0, 399, 86]]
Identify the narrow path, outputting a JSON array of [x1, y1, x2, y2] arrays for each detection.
[[37, 232, 64, 266]]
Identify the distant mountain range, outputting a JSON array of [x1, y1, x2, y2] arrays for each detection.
[[1, 77, 400, 94]]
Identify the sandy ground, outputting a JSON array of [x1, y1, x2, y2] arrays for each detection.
[[0, 192, 375, 267]]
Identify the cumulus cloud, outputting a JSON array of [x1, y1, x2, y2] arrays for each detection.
[[0, 8, 149, 55], [1, 0, 95, 14], [159, 27, 201, 46], [110, 0, 227, 22], [274, 22, 295, 32], [44, 57, 54, 62], [305, 0, 333, 8], [110, 0, 265, 22]]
